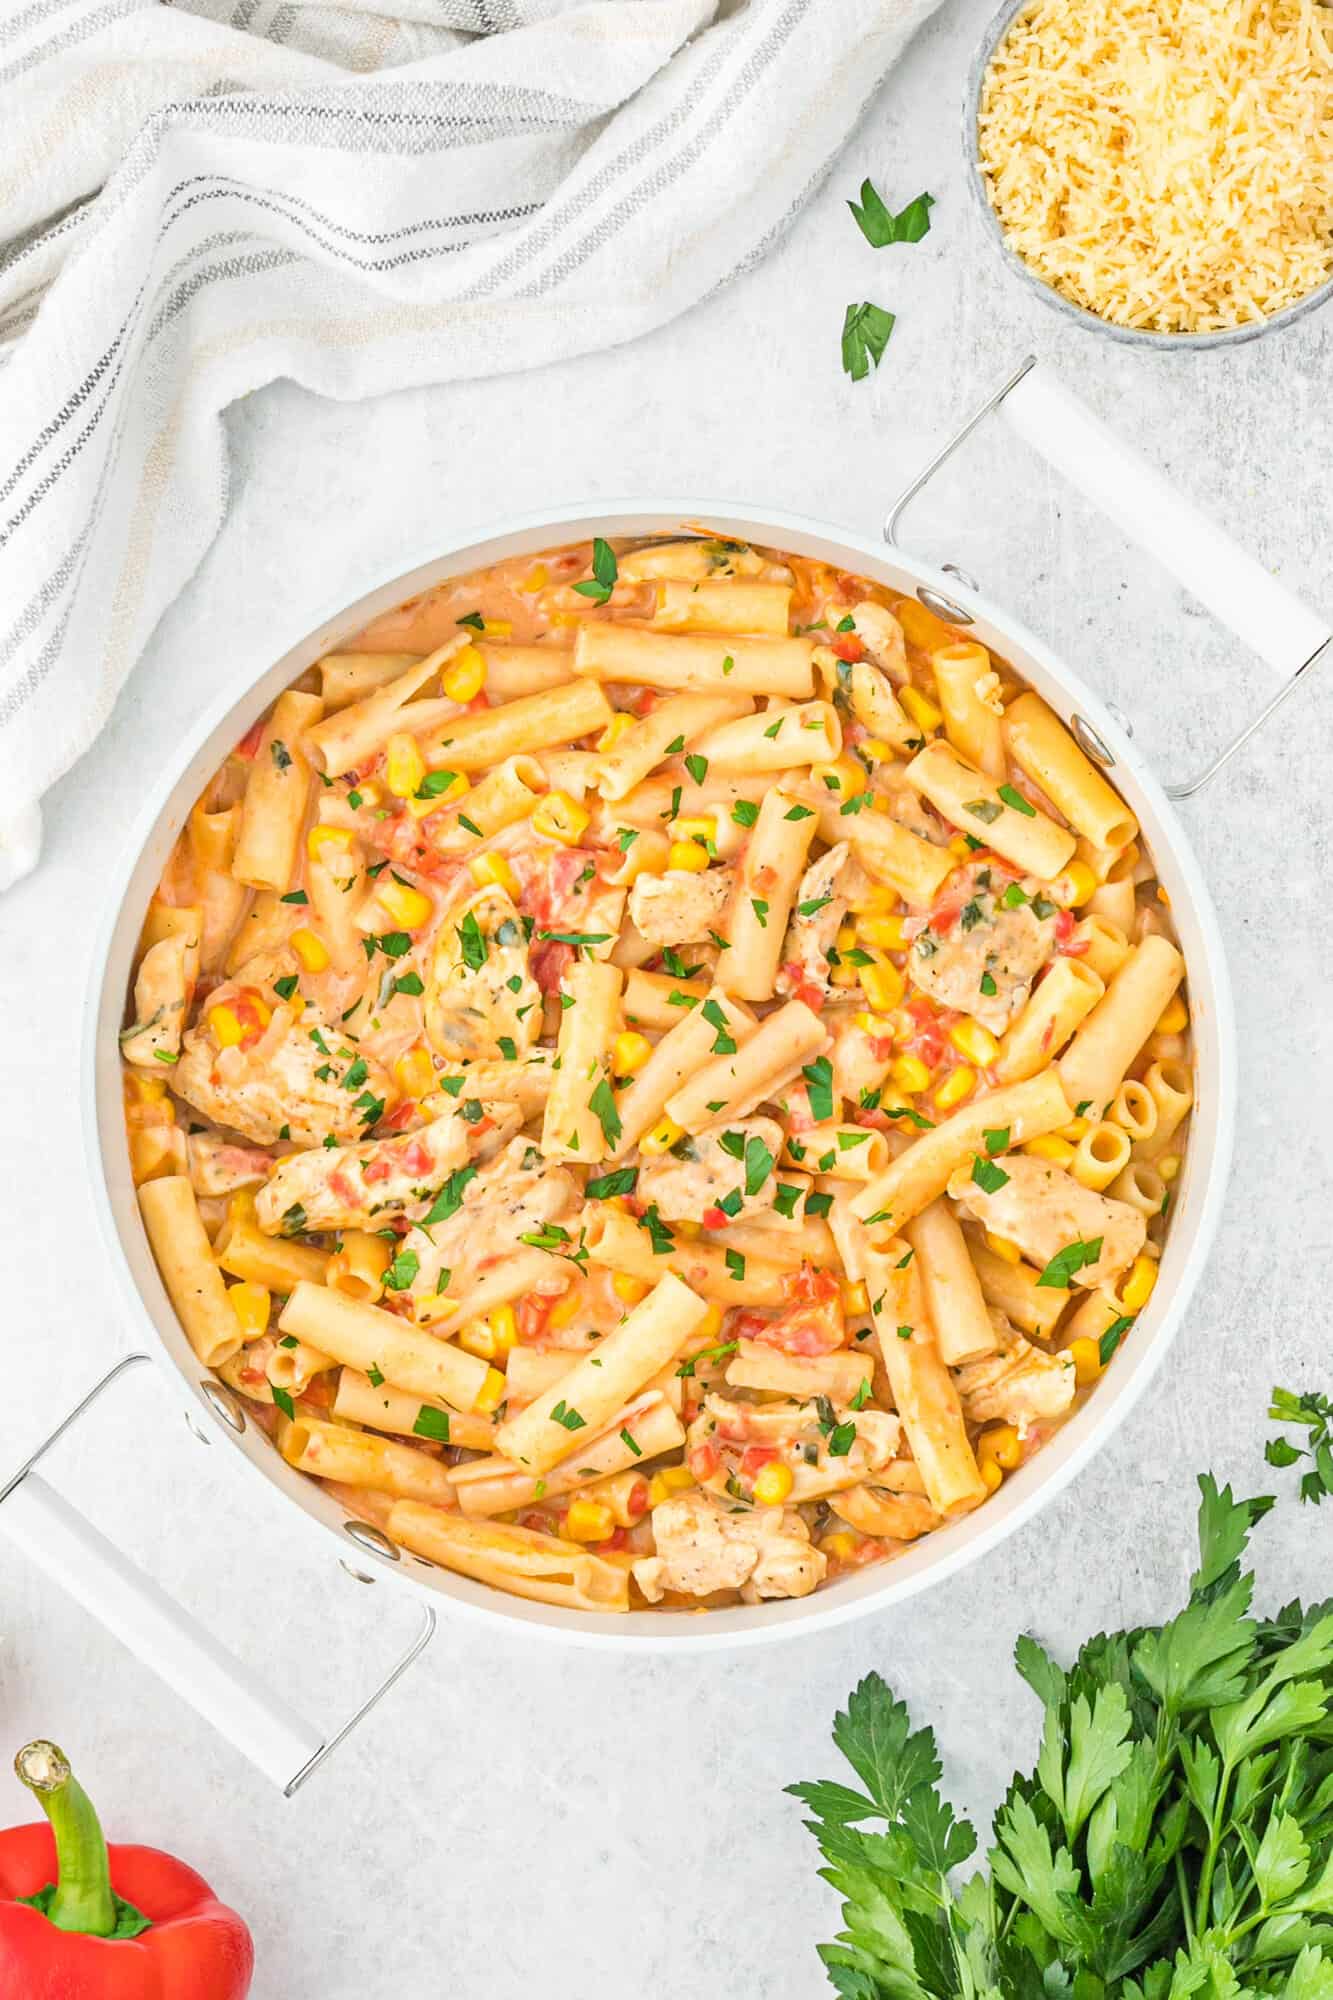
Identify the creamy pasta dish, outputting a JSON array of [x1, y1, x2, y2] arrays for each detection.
[[123, 533, 1193, 1615]]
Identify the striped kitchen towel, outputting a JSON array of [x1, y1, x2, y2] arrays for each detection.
[[0, 0, 942, 885]]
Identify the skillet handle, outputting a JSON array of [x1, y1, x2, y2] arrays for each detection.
[[0, 1354, 434, 1795], [884, 356, 1332, 797]]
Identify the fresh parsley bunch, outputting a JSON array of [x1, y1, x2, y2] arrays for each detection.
[[789, 1475, 1333, 1997]]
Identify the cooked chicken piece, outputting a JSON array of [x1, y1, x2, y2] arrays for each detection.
[[120, 932, 196, 1067], [632, 1490, 826, 1603], [953, 1311, 1076, 1430], [255, 1101, 519, 1235], [424, 883, 541, 1063], [732, 1265, 846, 1356], [776, 843, 852, 1006], [173, 1003, 392, 1149], [830, 1484, 940, 1542], [403, 1137, 580, 1299], [947, 1154, 1145, 1289], [830, 1016, 896, 1110], [629, 867, 733, 946], [636, 1117, 784, 1224], [424, 1051, 553, 1123], [848, 600, 908, 682], [187, 1131, 273, 1198], [688, 1392, 901, 1503], [880, 773, 953, 846], [907, 864, 1053, 1033]]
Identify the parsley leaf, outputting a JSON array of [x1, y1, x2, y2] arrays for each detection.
[[847, 180, 935, 248], [572, 536, 618, 605], [841, 300, 896, 381]]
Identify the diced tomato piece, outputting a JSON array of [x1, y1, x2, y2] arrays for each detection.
[[236, 718, 266, 759], [625, 1478, 649, 1519], [397, 1138, 435, 1177], [742, 1265, 843, 1357], [530, 939, 574, 994], [701, 1205, 729, 1232], [361, 1158, 392, 1185], [593, 1526, 629, 1553], [1054, 909, 1078, 948], [829, 632, 864, 664], [465, 691, 491, 713], [380, 1099, 418, 1134], [739, 1444, 778, 1479], [688, 1441, 721, 1482], [780, 963, 826, 1012], [517, 1294, 553, 1341], [329, 1170, 360, 1203]]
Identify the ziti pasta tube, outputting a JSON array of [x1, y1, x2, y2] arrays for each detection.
[[138, 1176, 244, 1368], [232, 689, 324, 892], [903, 739, 1076, 879], [865, 1239, 986, 1517], [852, 1069, 1072, 1236], [1002, 693, 1137, 852], [573, 625, 815, 697], [278, 1282, 490, 1412], [1057, 935, 1185, 1117], [386, 1506, 630, 1612]]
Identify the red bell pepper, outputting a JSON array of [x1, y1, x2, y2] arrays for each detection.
[[0, 1740, 253, 1998]]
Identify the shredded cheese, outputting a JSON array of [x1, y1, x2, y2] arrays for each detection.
[[978, 0, 1333, 333]]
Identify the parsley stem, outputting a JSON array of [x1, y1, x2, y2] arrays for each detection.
[[14, 1740, 118, 1936]]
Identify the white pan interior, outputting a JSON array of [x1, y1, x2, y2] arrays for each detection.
[[85, 503, 1236, 1651]]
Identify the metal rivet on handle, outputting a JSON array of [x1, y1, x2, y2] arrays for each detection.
[[1071, 715, 1117, 768], [942, 562, 980, 592], [916, 584, 975, 627], [343, 1519, 401, 1564], [340, 1560, 377, 1586], [199, 1379, 246, 1435], [183, 1411, 212, 1447]]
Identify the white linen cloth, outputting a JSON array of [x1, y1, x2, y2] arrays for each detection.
[[0, 0, 943, 886]]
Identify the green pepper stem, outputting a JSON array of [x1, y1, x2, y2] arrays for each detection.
[[14, 1741, 117, 1937]]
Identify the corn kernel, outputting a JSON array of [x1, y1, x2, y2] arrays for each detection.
[[307, 823, 354, 862], [612, 1272, 651, 1306], [1068, 1337, 1103, 1388], [984, 1232, 1023, 1265], [977, 1423, 1022, 1472], [351, 781, 381, 810], [858, 955, 905, 1015], [468, 852, 519, 897], [853, 1011, 895, 1039], [830, 961, 859, 989], [564, 1498, 615, 1543], [900, 685, 943, 733], [378, 879, 433, 930], [934, 1065, 976, 1113], [840, 1279, 870, 1315], [753, 1461, 794, 1506], [640, 1115, 682, 1155], [673, 1219, 701, 1240], [891, 1055, 931, 1094], [596, 712, 636, 752], [1155, 995, 1189, 1035], [442, 645, 487, 704], [458, 1318, 497, 1360], [1051, 860, 1098, 909], [949, 1019, 999, 1066], [1059, 1117, 1092, 1142], [648, 1464, 695, 1506], [532, 790, 591, 845], [1023, 1134, 1076, 1166], [850, 885, 898, 916], [820, 1531, 859, 1561], [857, 914, 907, 950], [129, 1073, 169, 1106], [290, 928, 330, 974], [473, 1366, 507, 1415], [612, 1030, 653, 1077], [479, 618, 511, 638], [667, 840, 709, 873], [384, 731, 426, 799], [948, 834, 973, 859], [394, 1048, 435, 1099], [227, 1281, 271, 1341], [836, 923, 858, 952], [671, 816, 716, 843], [979, 1458, 1004, 1495], [1159, 1154, 1181, 1184], [411, 771, 469, 822], [209, 1004, 245, 1048], [1119, 1255, 1158, 1313], [547, 1288, 582, 1330], [521, 565, 549, 593], [489, 1305, 517, 1357], [859, 736, 891, 764]]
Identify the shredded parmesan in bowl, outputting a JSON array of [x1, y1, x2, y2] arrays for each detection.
[[976, 0, 1333, 335]]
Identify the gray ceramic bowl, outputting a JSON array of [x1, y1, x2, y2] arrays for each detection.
[[966, 0, 1333, 350]]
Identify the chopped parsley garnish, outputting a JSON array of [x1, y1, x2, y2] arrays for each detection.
[[965, 799, 1003, 824], [620, 1428, 642, 1458], [273, 974, 299, 1001], [589, 1078, 622, 1149], [701, 997, 737, 1055], [270, 739, 292, 771], [802, 1055, 835, 1123], [420, 1164, 477, 1226], [641, 1204, 675, 1254], [841, 300, 896, 381], [550, 1400, 587, 1432], [805, 1191, 834, 1219], [979, 971, 998, 996], [971, 1156, 1010, 1194], [271, 1384, 295, 1419], [279, 1203, 307, 1237], [798, 895, 832, 918], [382, 1248, 419, 1291], [685, 753, 709, 785], [586, 1167, 638, 1201], [538, 930, 612, 948], [998, 783, 1036, 817], [982, 1126, 1010, 1155], [744, 1136, 775, 1195], [732, 800, 760, 828], [413, 1406, 451, 1442], [1036, 1236, 1104, 1288], [750, 897, 769, 929], [847, 179, 934, 247], [572, 536, 618, 605], [1098, 1314, 1134, 1366], [280, 889, 308, 905], [725, 1249, 746, 1281], [456, 611, 485, 631]]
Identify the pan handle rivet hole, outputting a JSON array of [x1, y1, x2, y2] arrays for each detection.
[[199, 1379, 246, 1435], [343, 1519, 401, 1564], [916, 583, 976, 626], [1071, 715, 1117, 767], [340, 1560, 377, 1586]]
